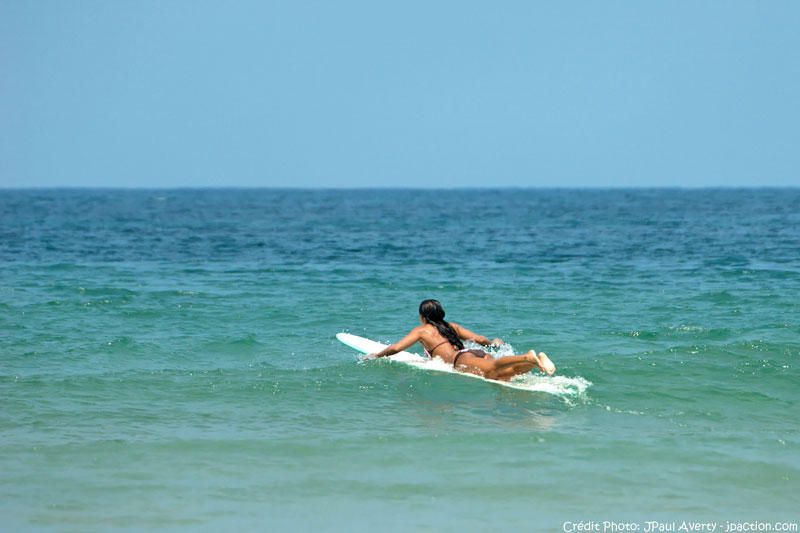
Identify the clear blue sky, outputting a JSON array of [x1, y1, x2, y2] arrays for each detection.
[[1, 1, 798, 188]]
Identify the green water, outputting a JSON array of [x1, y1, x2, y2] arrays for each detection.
[[1, 189, 798, 531]]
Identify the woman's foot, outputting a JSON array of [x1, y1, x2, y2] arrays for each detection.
[[537, 351, 556, 375]]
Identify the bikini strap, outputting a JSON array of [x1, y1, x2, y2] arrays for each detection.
[[426, 339, 451, 357]]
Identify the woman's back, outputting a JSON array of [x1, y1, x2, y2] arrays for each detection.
[[419, 323, 462, 363]]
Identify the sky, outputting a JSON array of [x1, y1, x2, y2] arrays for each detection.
[[1, 1, 798, 188]]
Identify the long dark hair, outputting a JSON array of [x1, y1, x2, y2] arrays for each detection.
[[419, 299, 464, 350]]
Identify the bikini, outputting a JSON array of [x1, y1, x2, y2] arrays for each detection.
[[425, 340, 488, 367]]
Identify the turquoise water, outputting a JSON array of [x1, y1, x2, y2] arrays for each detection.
[[1, 189, 798, 531]]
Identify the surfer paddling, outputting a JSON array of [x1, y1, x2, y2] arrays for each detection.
[[365, 299, 556, 380]]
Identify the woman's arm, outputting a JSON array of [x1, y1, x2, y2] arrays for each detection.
[[365, 327, 423, 359], [451, 322, 503, 347]]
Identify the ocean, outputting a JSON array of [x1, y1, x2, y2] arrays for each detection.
[[1, 189, 798, 531]]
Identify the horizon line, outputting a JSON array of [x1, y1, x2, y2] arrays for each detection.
[[2, 184, 799, 191]]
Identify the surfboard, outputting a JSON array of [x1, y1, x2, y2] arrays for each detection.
[[336, 332, 590, 396]]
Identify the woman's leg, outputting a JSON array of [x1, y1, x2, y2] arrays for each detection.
[[489, 352, 554, 380], [488, 359, 537, 380], [456, 351, 556, 380], [485, 353, 536, 379]]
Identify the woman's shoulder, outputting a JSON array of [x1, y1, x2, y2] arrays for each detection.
[[416, 324, 438, 338], [416, 324, 434, 333]]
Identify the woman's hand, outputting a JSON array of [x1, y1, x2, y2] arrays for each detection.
[[362, 353, 379, 360]]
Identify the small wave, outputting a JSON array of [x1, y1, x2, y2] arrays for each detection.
[[105, 336, 137, 349], [77, 286, 138, 297], [201, 335, 264, 352]]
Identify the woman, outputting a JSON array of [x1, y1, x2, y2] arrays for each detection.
[[366, 299, 556, 380]]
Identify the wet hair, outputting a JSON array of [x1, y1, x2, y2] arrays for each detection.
[[418, 299, 464, 350]]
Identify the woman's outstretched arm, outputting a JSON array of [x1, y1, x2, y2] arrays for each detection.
[[451, 322, 503, 347], [365, 327, 423, 359]]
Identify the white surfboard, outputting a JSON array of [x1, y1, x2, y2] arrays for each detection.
[[336, 332, 590, 396]]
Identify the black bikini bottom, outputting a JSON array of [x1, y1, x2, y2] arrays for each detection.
[[453, 349, 488, 368]]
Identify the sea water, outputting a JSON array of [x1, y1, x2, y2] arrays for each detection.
[[1, 189, 798, 531]]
